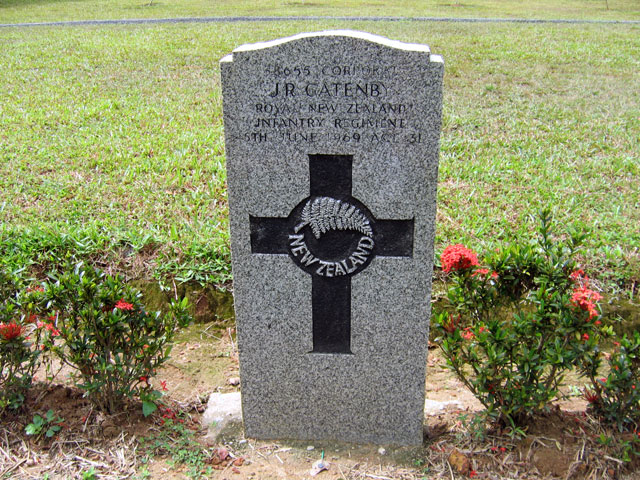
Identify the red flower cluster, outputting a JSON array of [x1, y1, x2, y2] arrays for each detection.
[[571, 286, 602, 319], [38, 321, 61, 336], [0, 322, 22, 341], [471, 268, 499, 279], [115, 299, 134, 311], [441, 244, 479, 273], [569, 269, 589, 286], [461, 327, 475, 340]]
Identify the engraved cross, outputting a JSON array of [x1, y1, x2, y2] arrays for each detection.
[[250, 154, 414, 354]]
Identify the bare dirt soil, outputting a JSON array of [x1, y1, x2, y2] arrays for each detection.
[[1, 323, 638, 480]]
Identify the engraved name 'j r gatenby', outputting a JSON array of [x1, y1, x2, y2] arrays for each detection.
[[287, 197, 375, 277]]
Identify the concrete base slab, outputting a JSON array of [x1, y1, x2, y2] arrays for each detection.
[[202, 392, 463, 442], [202, 392, 243, 442], [423, 399, 463, 416]]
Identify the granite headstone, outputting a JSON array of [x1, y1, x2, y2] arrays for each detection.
[[220, 30, 443, 445]]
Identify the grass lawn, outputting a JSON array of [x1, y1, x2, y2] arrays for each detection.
[[0, 20, 638, 289], [1, 0, 640, 24]]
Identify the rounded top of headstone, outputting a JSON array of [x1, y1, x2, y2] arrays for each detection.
[[220, 30, 443, 65], [233, 30, 431, 54]]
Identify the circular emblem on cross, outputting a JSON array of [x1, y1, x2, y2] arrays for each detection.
[[287, 196, 376, 278]]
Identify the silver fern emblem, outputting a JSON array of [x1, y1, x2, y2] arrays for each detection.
[[296, 197, 373, 239]]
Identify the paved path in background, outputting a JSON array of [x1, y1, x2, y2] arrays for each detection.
[[1, 15, 639, 28]]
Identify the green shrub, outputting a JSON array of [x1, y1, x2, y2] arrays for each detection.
[[0, 269, 50, 414], [585, 331, 640, 431], [44, 264, 191, 413], [434, 210, 606, 427]]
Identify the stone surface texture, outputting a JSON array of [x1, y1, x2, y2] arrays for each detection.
[[424, 399, 463, 416], [221, 30, 443, 445], [203, 392, 243, 441]]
